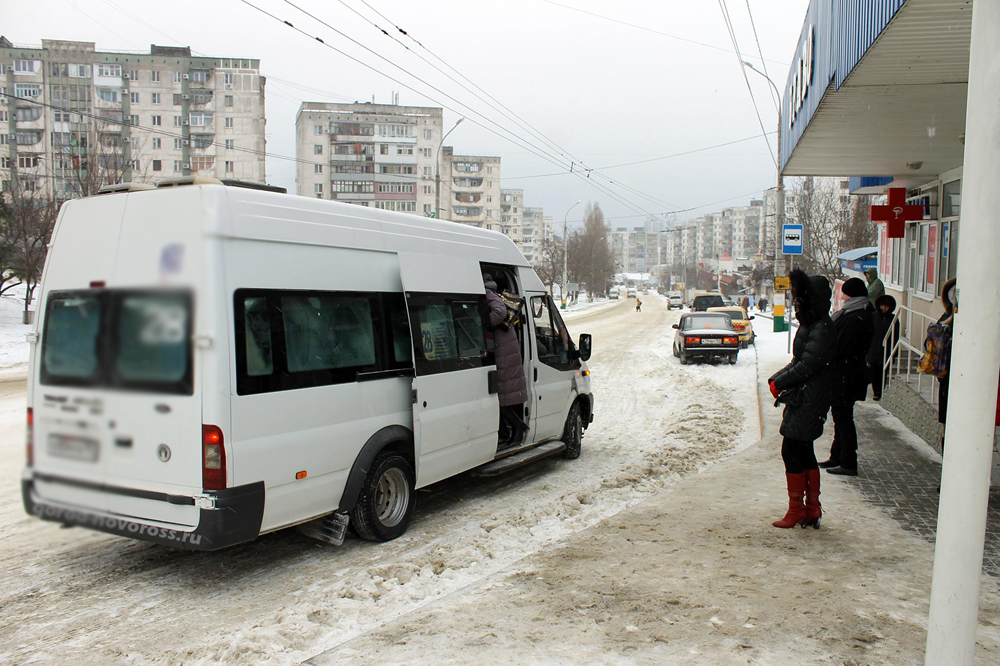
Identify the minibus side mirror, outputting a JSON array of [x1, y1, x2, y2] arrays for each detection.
[[578, 334, 592, 362]]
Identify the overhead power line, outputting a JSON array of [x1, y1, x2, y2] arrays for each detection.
[[717, 0, 777, 169], [744, 0, 779, 114]]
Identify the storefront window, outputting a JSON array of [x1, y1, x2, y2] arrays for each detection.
[[942, 180, 961, 218]]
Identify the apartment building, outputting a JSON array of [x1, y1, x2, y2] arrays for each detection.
[[1, 38, 266, 199], [295, 102, 442, 215], [521, 206, 547, 263], [440, 146, 500, 228], [499, 188, 523, 247]]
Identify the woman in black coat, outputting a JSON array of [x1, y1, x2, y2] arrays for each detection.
[[767, 270, 837, 529], [820, 278, 874, 475], [866, 294, 899, 401]]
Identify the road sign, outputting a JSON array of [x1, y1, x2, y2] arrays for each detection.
[[782, 224, 804, 255], [774, 276, 790, 291]]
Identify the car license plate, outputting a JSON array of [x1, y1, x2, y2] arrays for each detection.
[[703, 338, 720, 344], [47, 434, 99, 462]]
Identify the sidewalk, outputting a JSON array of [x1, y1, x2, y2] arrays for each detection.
[[305, 370, 1000, 664]]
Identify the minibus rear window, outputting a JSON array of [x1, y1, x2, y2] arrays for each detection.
[[115, 295, 190, 384], [40, 290, 193, 395], [43, 296, 102, 381]]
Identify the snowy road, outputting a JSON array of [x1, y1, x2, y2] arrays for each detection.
[[0, 296, 760, 666]]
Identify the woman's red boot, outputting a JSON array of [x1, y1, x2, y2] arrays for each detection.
[[803, 469, 822, 528], [773, 472, 808, 528]]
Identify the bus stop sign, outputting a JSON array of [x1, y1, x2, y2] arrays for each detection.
[[782, 224, 804, 255]]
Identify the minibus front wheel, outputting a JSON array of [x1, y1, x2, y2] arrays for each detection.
[[350, 451, 415, 542], [561, 403, 583, 460]]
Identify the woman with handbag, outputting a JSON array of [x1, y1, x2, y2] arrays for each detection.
[[768, 270, 837, 529], [483, 274, 529, 447]]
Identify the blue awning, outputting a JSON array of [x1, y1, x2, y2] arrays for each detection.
[[837, 247, 878, 262]]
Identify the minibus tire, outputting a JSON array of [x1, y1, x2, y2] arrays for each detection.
[[561, 403, 583, 460], [350, 451, 415, 542]]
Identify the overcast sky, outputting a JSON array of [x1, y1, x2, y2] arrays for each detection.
[[4, 0, 810, 229]]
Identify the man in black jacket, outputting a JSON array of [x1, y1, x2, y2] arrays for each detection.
[[768, 270, 837, 529], [820, 278, 875, 475], [867, 294, 899, 401]]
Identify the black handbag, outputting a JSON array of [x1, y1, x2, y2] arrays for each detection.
[[775, 384, 806, 407]]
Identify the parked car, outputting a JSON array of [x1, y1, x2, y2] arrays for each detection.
[[708, 306, 756, 347], [667, 292, 684, 310], [690, 292, 726, 312], [672, 312, 740, 365]]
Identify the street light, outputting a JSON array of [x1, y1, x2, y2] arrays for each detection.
[[561, 200, 582, 309], [434, 117, 464, 219], [742, 59, 786, 333]]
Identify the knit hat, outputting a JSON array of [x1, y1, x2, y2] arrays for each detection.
[[842, 277, 868, 298]]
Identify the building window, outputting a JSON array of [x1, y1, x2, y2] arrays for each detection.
[[423, 129, 432, 139], [424, 204, 432, 214], [174, 116, 182, 127], [128, 69, 139, 81], [486, 195, 492, 203], [151, 70, 160, 83], [174, 138, 183, 150], [333, 181, 375, 193], [225, 117, 234, 129], [374, 201, 417, 212], [225, 95, 234, 107], [189, 112, 214, 127], [314, 124, 324, 135], [130, 92, 139, 104], [151, 93, 161, 105], [18, 155, 40, 169], [315, 183, 324, 195], [224, 73, 235, 85], [14, 60, 38, 73], [314, 164, 323, 174], [97, 64, 122, 77], [380, 144, 389, 155], [423, 166, 431, 177], [377, 183, 414, 194], [487, 166, 493, 174], [151, 115, 162, 126], [420, 148, 431, 158], [190, 70, 209, 82], [422, 185, 432, 195], [191, 156, 214, 171], [152, 137, 161, 149], [226, 160, 234, 173], [225, 139, 234, 150], [128, 114, 139, 126], [173, 93, 182, 105], [174, 160, 182, 172], [14, 83, 43, 99], [173, 72, 183, 83], [396, 145, 413, 155], [314, 144, 324, 155]]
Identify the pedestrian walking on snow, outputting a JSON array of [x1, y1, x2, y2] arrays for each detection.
[[768, 270, 837, 529], [819, 278, 874, 476], [635, 299, 642, 312], [741, 296, 750, 311]]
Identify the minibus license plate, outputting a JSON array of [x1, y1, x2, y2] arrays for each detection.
[[47, 434, 99, 462]]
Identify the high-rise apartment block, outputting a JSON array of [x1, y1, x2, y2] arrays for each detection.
[[441, 147, 501, 228], [1, 38, 266, 199], [295, 102, 442, 215]]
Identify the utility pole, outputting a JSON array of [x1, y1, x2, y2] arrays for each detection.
[[562, 200, 582, 309], [925, 4, 1000, 664], [434, 117, 463, 219]]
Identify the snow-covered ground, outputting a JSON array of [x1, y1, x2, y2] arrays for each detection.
[[0, 296, 763, 666], [0, 283, 32, 378]]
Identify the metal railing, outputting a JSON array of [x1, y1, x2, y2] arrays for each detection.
[[882, 302, 939, 404]]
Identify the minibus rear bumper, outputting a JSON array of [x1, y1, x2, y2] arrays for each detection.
[[22, 472, 265, 551]]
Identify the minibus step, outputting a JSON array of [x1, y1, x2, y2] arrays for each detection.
[[297, 512, 350, 546], [473, 441, 566, 477]]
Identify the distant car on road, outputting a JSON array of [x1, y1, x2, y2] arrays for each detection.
[[667, 292, 684, 310], [708, 306, 755, 348], [672, 312, 740, 365], [609, 287, 620, 300], [690, 292, 725, 312], [627, 288, 637, 299]]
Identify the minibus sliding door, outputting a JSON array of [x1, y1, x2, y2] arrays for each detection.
[[398, 253, 500, 487]]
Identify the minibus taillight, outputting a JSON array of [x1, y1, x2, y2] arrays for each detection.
[[202, 425, 227, 491], [26, 408, 33, 467]]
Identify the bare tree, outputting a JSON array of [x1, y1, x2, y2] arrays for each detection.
[[567, 202, 614, 296], [0, 199, 24, 296], [3, 178, 58, 321], [534, 233, 564, 294], [791, 177, 876, 282]]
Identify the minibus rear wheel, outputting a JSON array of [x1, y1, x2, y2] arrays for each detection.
[[561, 403, 583, 460], [351, 451, 415, 542]]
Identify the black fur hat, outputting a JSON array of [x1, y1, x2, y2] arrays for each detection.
[[842, 277, 868, 298], [789, 269, 832, 324]]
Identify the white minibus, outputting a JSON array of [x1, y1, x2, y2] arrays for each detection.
[[22, 179, 594, 550]]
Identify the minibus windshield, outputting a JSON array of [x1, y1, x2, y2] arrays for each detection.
[[41, 290, 193, 395]]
